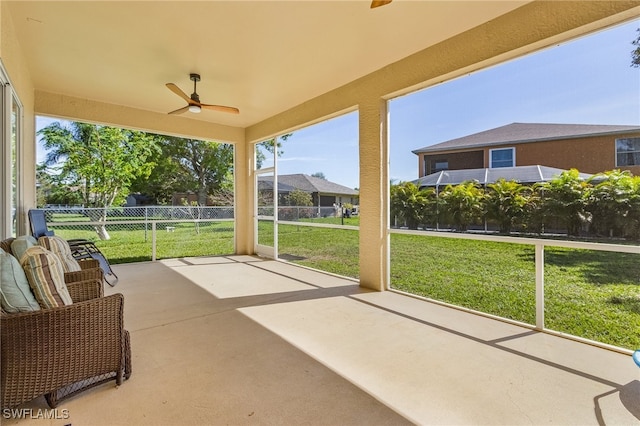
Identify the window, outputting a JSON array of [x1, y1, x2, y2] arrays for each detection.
[[489, 148, 515, 168], [1, 63, 22, 239], [11, 96, 19, 236], [433, 160, 449, 173], [616, 137, 640, 166]]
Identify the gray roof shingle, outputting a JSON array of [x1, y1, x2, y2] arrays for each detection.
[[258, 174, 358, 195], [412, 123, 640, 154]]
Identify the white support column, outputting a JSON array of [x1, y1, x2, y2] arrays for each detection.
[[535, 243, 544, 330], [152, 222, 157, 261]]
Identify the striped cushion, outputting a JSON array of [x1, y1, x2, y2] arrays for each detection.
[[21, 246, 73, 308], [0, 238, 15, 254], [38, 236, 81, 273]]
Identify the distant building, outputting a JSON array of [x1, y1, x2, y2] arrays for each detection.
[[412, 123, 640, 177], [258, 174, 359, 207]]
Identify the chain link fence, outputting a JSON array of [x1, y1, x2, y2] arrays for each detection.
[[43, 206, 235, 263], [257, 206, 357, 220]]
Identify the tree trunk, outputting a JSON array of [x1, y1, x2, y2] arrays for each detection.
[[86, 208, 111, 240]]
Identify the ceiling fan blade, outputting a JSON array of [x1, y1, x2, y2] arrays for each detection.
[[168, 105, 190, 115], [166, 83, 191, 103], [370, 0, 392, 8], [201, 104, 240, 114]]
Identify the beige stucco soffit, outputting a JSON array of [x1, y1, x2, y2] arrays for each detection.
[[247, 1, 640, 144], [34, 90, 244, 143]]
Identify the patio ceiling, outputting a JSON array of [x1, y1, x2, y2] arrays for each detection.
[[6, 1, 529, 128]]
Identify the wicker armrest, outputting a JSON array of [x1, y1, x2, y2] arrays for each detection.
[[78, 258, 100, 271], [64, 267, 104, 286], [66, 278, 104, 302], [1, 294, 126, 409]]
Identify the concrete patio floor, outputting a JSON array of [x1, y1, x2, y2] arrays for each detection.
[[5, 255, 640, 425]]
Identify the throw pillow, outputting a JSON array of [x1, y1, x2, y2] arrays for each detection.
[[11, 235, 37, 263], [21, 246, 73, 308], [0, 248, 40, 313], [38, 236, 82, 273], [0, 238, 15, 254]]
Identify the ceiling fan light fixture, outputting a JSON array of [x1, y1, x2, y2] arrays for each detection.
[[166, 74, 239, 115]]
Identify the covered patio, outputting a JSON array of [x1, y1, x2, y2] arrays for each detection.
[[2, 1, 640, 423], [5, 258, 639, 425]]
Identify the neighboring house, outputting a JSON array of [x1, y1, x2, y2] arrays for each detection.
[[413, 165, 592, 189], [412, 123, 640, 177], [125, 193, 156, 207], [258, 174, 359, 207]]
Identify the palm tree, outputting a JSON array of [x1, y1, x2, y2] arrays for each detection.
[[485, 179, 531, 234], [586, 169, 636, 238], [540, 169, 589, 237], [390, 182, 435, 229], [439, 181, 484, 231]]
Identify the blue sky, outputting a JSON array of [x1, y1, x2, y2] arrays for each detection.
[[274, 18, 640, 188], [39, 19, 639, 190]]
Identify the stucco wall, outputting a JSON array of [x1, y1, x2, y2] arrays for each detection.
[[1, 1, 36, 236]]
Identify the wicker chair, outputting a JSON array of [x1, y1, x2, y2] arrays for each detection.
[[1, 244, 131, 409], [1, 237, 105, 287]]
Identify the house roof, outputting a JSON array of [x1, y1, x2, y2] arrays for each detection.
[[412, 165, 592, 187], [256, 180, 298, 194], [259, 174, 359, 196], [412, 123, 640, 154]]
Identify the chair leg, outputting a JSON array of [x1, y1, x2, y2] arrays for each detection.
[[124, 330, 132, 380], [45, 392, 58, 408], [105, 273, 119, 287]]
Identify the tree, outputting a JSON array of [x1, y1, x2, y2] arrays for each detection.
[[484, 179, 531, 234], [155, 137, 234, 205], [255, 134, 292, 169], [522, 183, 546, 235], [390, 182, 435, 229], [285, 189, 313, 206], [586, 169, 636, 237], [311, 172, 326, 180], [540, 169, 590, 237], [38, 121, 159, 239], [439, 181, 484, 231], [631, 28, 640, 68], [627, 175, 640, 240]]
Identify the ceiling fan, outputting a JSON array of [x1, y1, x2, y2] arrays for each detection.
[[370, 0, 392, 8], [166, 73, 239, 115]]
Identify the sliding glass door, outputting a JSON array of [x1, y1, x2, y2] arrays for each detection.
[[254, 140, 277, 258], [1, 61, 22, 239]]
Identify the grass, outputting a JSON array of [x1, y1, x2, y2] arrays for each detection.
[[51, 221, 234, 264], [52, 219, 639, 350], [278, 224, 360, 278], [277, 225, 639, 350]]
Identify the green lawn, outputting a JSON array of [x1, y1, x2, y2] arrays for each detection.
[[278, 224, 360, 278], [51, 221, 234, 264], [52, 220, 639, 350], [277, 225, 639, 350]]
